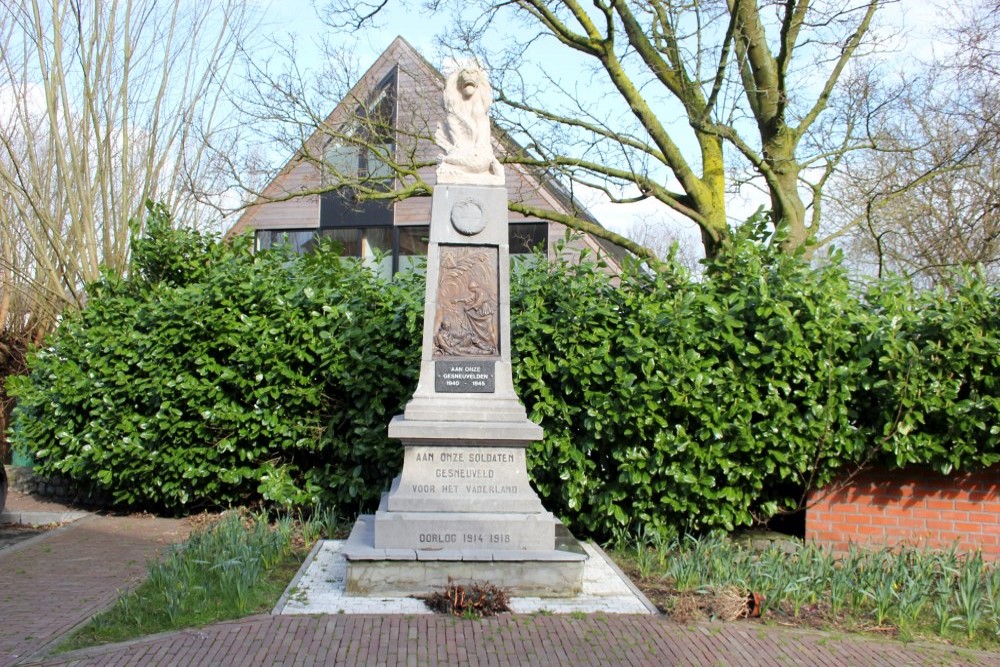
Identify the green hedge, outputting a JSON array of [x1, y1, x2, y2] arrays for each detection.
[[860, 277, 1000, 473], [513, 242, 868, 538], [8, 206, 998, 538], [512, 241, 998, 540], [8, 204, 422, 512]]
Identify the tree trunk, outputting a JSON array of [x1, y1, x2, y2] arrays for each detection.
[[763, 129, 809, 253]]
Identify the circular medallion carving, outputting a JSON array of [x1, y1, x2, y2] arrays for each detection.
[[450, 199, 486, 236]]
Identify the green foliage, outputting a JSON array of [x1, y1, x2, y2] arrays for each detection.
[[60, 509, 334, 651], [615, 535, 1000, 646], [860, 274, 1000, 473], [512, 238, 875, 539], [7, 205, 998, 537], [512, 229, 998, 541], [129, 201, 228, 287], [9, 207, 422, 512]]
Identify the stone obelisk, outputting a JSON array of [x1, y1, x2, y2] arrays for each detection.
[[343, 66, 585, 597]]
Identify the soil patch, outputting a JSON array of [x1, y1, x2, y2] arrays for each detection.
[[0, 522, 55, 552]]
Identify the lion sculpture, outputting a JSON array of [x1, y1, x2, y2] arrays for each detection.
[[434, 66, 505, 185]]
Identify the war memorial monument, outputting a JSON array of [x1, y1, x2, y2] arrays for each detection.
[[343, 65, 587, 596]]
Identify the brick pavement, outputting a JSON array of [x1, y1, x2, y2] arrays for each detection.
[[2, 491, 1000, 666], [2, 489, 83, 514], [0, 509, 191, 666], [22, 613, 1000, 667]]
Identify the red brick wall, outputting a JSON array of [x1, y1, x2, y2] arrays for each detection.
[[806, 465, 1000, 560]]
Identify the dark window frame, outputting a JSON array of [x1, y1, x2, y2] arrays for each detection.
[[256, 222, 547, 269], [320, 68, 398, 230]]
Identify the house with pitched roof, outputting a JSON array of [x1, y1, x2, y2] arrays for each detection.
[[225, 37, 625, 273]]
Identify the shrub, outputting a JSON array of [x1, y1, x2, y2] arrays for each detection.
[[512, 226, 997, 541], [8, 204, 422, 512], [859, 273, 1000, 473], [8, 206, 998, 537], [512, 238, 879, 540]]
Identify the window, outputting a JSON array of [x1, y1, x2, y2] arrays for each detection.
[[255, 225, 430, 278], [255, 230, 321, 254], [397, 226, 429, 275], [509, 223, 548, 255], [257, 223, 546, 269], [363, 226, 394, 278], [321, 228, 362, 257], [320, 68, 398, 230]]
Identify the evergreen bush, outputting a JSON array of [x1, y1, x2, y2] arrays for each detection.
[[7, 205, 997, 537], [859, 275, 1000, 473], [8, 204, 422, 512], [513, 236, 997, 541], [513, 239, 871, 539]]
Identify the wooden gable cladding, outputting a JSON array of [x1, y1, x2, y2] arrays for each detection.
[[233, 162, 321, 233], [229, 38, 421, 238], [226, 36, 625, 272]]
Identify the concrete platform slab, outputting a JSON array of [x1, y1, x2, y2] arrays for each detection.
[[275, 539, 656, 615]]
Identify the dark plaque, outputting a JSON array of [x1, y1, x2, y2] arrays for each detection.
[[435, 360, 496, 393]]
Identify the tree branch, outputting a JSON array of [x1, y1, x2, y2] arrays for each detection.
[[795, 0, 879, 136], [508, 199, 664, 269]]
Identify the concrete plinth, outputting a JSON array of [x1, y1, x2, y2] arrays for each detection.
[[375, 500, 557, 551], [354, 413, 585, 595], [387, 415, 543, 444], [382, 419, 546, 514], [344, 515, 587, 597]]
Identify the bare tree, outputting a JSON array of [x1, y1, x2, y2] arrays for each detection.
[[0, 0, 252, 338], [307, 0, 895, 262], [828, 1, 999, 286], [625, 217, 704, 273]]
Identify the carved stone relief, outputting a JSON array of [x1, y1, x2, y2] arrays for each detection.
[[433, 246, 499, 358], [450, 198, 486, 236]]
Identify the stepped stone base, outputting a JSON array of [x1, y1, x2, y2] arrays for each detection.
[[344, 414, 588, 597], [343, 515, 587, 597], [373, 488, 556, 550]]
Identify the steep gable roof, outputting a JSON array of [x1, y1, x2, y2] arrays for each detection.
[[227, 37, 628, 266], [226, 37, 425, 237]]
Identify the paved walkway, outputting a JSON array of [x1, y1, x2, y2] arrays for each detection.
[[2, 489, 83, 514], [2, 489, 999, 667], [21, 614, 1000, 667], [0, 490, 191, 666]]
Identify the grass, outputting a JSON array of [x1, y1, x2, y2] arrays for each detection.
[[613, 533, 1000, 649], [58, 507, 340, 653]]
